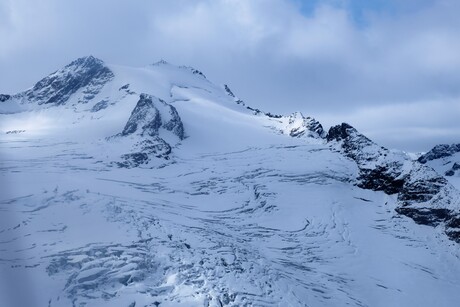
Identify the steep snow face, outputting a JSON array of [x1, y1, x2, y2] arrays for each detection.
[[1, 57, 460, 307]]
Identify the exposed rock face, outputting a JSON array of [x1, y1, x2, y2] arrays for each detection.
[[90, 100, 109, 113], [180, 66, 207, 79], [446, 163, 460, 176], [397, 164, 448, 205], [327, 123, 385, 162], [223, 84, 236, 98], [223, 84, 282, 117], [117, 94, 185, 167], [419, 143, 460, 177], [22, 56, 114, 106], [122, 94, 184, 140], [0, 94, 11, 102], [326, 123, 406, 194], [418, 144, 460, 164], [357, 164, 405, 195], [285, 112, 326, 139], [327, 123, 460, 242]]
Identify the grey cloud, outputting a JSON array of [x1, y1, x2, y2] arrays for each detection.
[[0, 0, 458, 152]]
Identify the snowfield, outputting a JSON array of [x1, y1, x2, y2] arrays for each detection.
[[1, 57, 460, 307]]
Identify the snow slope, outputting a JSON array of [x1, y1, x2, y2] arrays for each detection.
[[1, 57, 460, 307]]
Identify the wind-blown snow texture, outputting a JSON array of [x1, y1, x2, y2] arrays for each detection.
[[1, 56, 460, 307]]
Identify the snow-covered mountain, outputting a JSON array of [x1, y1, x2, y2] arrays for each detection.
[[1, 56, 460, 307], [419, 144, 460, 177]]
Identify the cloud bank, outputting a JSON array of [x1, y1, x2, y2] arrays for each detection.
[[0, 0, 459, 151]]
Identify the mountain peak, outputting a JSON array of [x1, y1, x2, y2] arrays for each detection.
[[22, 55, 114, 106], [284, 112, 326, 138], [67, 55, 105, 68], [418, 143, 460, 164], [151, 59, 169, 66]]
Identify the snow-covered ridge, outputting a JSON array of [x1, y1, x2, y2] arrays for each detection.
[[1, 56, 326, 157], [327, 123, 460, 242], [2, 56, 460, 306], [2, 56, 459, 241], [418, 143, 460, 164], [419, 143, 460, 178]]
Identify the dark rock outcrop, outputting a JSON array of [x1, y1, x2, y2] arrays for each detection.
[[395, 207, 451, 227], [327, 123, 460, 242], [397, 166, 448, 205], [117, 94, 185, 167], [0, 94, 11, 102], [286, 112, 326, 139], [357, 164, 405, 195], [122, 94, 184, 140], [327, 123, 385, 162], [91, 100, 109, 112], [445, 163, 460, 176], [418, 144, 460, 164], [223, 84, 235, 98], [23, 56, 114, 106]]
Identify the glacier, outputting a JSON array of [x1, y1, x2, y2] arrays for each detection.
[[1, 56, 460, 307]]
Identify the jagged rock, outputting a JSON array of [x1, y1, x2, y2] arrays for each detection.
[[179, 65, 207, 79], [357, 163, 405, 194], [418, 144, 460, 164], [453, 163, 460, 171], [118, 152, 149, 168], [151, 59, 169, 66], [117, 94, 185, 167], [327, 123, 384, 162], [23, 56, 114, 106], [119, 84, 130, 91], [0, 94, 11, 102], [223, 84, 235, 98], [122, 94, 161, 137], [445, 163, 460, 176], [91, 100, 109, 112], [398, 165, 448, 205], [395, 207, 451, 227], [326, 123, 404, 192], [122, 94, 184, 140], [327, 122, 460, 242], [446, 215, 460, 242], [285, 112, 326, 139]]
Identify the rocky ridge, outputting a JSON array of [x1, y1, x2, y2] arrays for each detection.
[[327, 123, 460, 242]]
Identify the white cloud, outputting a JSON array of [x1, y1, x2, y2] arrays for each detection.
[[317, 98, 460, 151], [0, 0, 458, 151]]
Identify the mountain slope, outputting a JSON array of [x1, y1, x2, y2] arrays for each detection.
[[1, 56, 460, 307]]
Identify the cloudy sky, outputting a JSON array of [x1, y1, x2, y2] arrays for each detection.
[[0, 0, 459, 152]]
